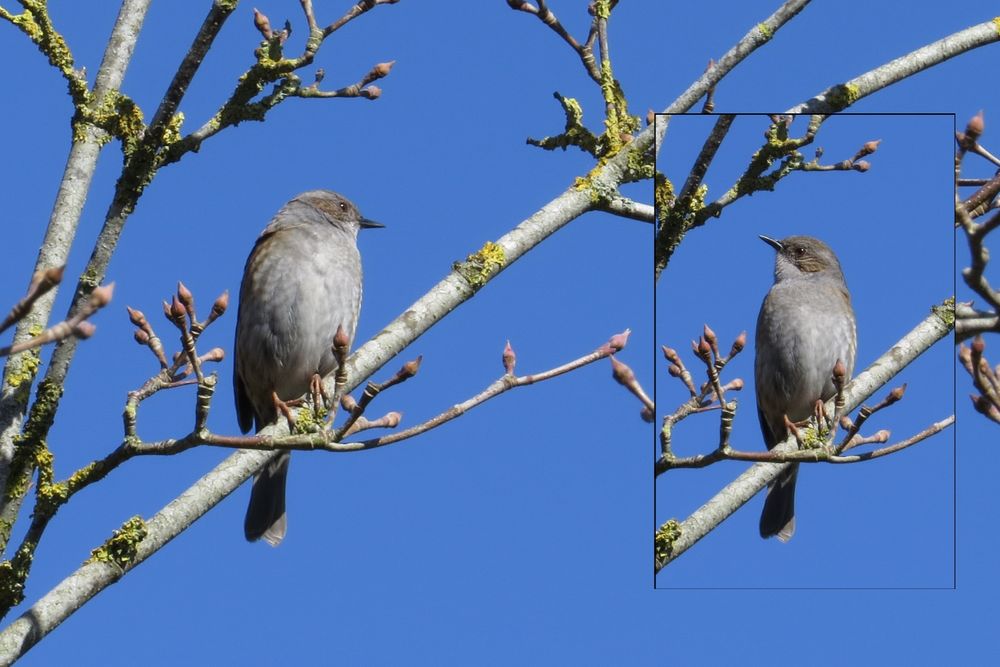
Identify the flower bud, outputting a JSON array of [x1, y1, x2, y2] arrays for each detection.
[[89, 283, 115, 309], [211, 290, 229, 318], [610, 355, 635, 386], [887, 384, 907, 403], [401, 355, 422, 378], [967, 111, 984, 142], [73, 321, 97, 339], [127, 306, 147, 328], [333, 324, 350, 350], [608, 329, 630, 352], [729, 331, 746, 357], [253, 8, 272, 38], [502, 340, 516, 375]]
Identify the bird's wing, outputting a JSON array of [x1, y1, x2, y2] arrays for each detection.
[[233, 368, 256, 434], [757, 406, 778, 450], [232, 229, 282, 434]]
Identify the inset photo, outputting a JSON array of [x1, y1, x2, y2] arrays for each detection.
[[654, 113, 955, 588]]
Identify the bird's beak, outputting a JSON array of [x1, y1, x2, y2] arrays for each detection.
[[360, 218, 385, 229], [759, 235, 782, 251]]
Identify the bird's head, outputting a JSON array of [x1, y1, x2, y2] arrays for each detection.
[[292, 190, 384, 236], [759, 235, 845, 283]]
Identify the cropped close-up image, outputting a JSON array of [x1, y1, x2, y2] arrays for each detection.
[[654, 113, 955, 588]]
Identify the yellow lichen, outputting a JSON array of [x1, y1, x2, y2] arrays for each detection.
[[87, 516, 147, 570], [689, 184, 708, 212], [654, 173, 675, 221], [0, 545, 32, 611], [826, 82, 862, 111], [932, 295, 956, 327], [293, 404, 327, 434], [5, 350, 40, 390], [654, 519, 681, 568], [162, 111, 185, 145], [453, 241, 507, 289]]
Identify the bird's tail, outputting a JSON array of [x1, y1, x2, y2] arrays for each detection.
[[244, 452, 290, 546], [759, 463, 798, 542]]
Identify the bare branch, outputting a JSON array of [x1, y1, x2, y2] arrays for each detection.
[[787, 20, 1000, 114], [0, 0, 152, 554], [595, 195, 654, 222], [656, 299, 954, 572]]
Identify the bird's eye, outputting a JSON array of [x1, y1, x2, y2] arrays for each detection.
[[794, 246, 806, 256], [339, 201, 348, 211]]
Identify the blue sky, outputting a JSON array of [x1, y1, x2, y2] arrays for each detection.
[[657, 113, 955, 588], [0, 1, 996, 665]]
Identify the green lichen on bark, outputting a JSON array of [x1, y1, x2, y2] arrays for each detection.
[[162, 112, 185, 145], [654, 172, 675, 220], [932, 296, 956, 328], [623, 143, 655, 183], [655, 519, 681, 569], [4, 378, 63, 502], [4, 348, 41, 394], [527, 92, 601, 156], [453, 242, 507, 289], [0, 543, 35, 612], [87, 516, 147, 570], [528, 1, 640, 166], [0, 1, 88, 103], [824, 83, 862, 112], [293, 403, 327, 434]]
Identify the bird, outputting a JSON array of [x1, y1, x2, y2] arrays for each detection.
[[754, 235, 856, 542], [233, 190, 382, 546]]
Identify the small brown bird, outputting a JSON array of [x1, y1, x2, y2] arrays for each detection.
[[755, 235, 856, 542], [233, 190, 382, 546]]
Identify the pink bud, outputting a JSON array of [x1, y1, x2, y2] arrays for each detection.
[[89, 283, 115, 308], [967, 111, 984, 140], [73, 321, 97, 339], [333, 324, 350, 349], [502, 340, 516, 375], [126, 306, 147, 327], [401, 356, 422, 378], [608, 329, 631, 352], [211, 291, 229, 317]]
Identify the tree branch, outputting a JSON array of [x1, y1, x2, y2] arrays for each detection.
[[0, 0, 152, 555], [656, 298, 954, 573], [787, 19, 1000, 114], [0, 139, 644, 653]]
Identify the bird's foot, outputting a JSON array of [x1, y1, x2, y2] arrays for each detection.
[[782, 414, 804, 447], [272, 392, 296, 432], [813, 399, 833, 432], [310, 373, 331, 423]]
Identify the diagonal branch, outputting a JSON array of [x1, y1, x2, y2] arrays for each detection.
[[0, 5, 810, 647], [787, 19, 1000, 114], [655, 299, 954, 573], [0, 0, 152, 555], [595, 196, 654, 222], [0, 158, 635, 655], [654, 0, 812, 149]]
